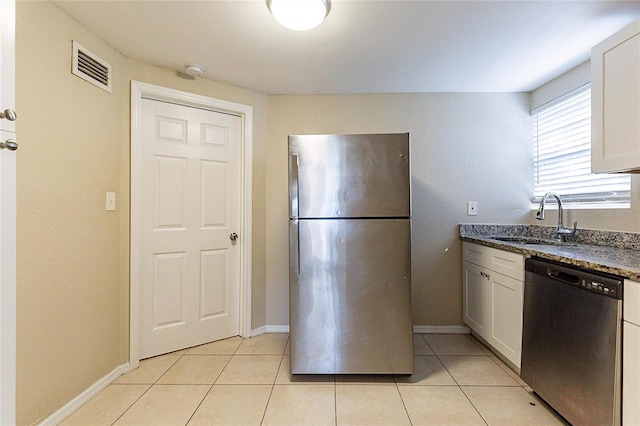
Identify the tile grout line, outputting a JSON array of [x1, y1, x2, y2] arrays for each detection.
[[112, 337, 243, 425], [424, 336, 491, 426], [394, 377, 414, 426], [417, 333, 435, 356], [152, 349, 188, 385], [485, 354, 528, 388], [108, 350, 186, 425], [183, 384, 214, 426], [182, 348, 238, 425], [458, 386, 490, 426], [259, 342, 287, 425], [108, 384, 153, 426]]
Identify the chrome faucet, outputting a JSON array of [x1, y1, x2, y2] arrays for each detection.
[[536, 192, 578, 241]]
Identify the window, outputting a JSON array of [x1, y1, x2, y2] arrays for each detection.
[[532, 84, 630, 208]]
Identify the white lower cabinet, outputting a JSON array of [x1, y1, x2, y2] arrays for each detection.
[[489, 271, 523, 366], [623, 321, 639, 426], [462, 261, 490, 336], [624, 279, 640, 426], [462, 242, 524, 367]]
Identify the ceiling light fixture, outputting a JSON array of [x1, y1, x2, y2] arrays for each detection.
[[184, 64, 205, 77], [266, 0, 331, 31]]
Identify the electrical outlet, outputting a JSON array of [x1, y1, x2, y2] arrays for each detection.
[[467, 201, 478, 216], [106, 192, 116, 211]]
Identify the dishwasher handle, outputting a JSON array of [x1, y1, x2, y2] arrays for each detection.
[[547, 269, 580, 285]]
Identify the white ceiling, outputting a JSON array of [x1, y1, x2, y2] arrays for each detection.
[[52, 0, 640, 95]]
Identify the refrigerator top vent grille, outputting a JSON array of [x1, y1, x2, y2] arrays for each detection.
[[71, 41, 112, 93]]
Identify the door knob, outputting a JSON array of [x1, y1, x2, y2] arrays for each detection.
[[230, 233, 238, 241], [0, 109, 16, 121], [0, 139, 18, 151]]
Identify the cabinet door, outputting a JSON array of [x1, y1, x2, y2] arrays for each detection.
[[624, 279, 640, 326], [490, 271, 523, 367], [462, 261, 490, 340], [592, 19, 640, 173], [623, 321, 640, 426]]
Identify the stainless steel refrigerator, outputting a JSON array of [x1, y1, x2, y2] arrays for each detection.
[[289, 133, 413, 375]]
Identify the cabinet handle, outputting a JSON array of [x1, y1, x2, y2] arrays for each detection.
[[0, 139, 18, 151], [480, 271, 491, 280], [0, 109, 16, 121]]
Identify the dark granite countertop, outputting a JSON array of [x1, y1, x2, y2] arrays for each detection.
[[460, 224, 640, 281]]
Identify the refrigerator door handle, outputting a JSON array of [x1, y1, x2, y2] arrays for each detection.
[[290, 219, 300, 285], [290, 154, 299, 218]]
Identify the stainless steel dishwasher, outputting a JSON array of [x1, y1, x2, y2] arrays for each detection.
[[521, 257, 623, 426]]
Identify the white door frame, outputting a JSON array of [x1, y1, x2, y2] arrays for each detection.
[[130, 81, 253, 369], [0, 0, 16, 423]]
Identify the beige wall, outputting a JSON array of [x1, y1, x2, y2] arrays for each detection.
[[530, 62, 640, 232], [16, 2, 125, 423], [16, 2, 268, 424], [266, 93, 532, 326]]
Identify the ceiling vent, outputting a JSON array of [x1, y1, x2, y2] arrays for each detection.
[[72, 41, 112, 93]]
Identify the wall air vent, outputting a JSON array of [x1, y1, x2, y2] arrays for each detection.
[[71, 41, 112, 93]]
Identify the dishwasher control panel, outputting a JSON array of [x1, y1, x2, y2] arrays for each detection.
[[527, 257, 623, 300], [580, 279, 621, 298]]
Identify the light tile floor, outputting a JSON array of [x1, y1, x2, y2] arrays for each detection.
[[61, 333, 568, 426]]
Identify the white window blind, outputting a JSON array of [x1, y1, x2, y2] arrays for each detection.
[[532, 84, 630, 206]]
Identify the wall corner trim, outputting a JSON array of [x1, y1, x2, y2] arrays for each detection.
[[39, 363, 130, 426]]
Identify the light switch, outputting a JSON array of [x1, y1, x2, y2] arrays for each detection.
[[467, 201, 478, 216], [106, 192, 116, 211]]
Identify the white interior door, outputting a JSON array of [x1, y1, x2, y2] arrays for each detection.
[[0, 0, 16, 423], [139, 98, 242, 359]]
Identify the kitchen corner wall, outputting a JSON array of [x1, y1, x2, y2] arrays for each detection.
[[16, 2, 125, 423], [530, 62, 640, 233], [266, 93, 532, 327]]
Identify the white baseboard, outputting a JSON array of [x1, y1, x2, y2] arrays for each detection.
[[250, 325, 267, 336], [250, 325, 290, 336], [266, 325, 290, 333], [413, 325, 470, 334], [39, 363, 130, 426], [251, 325, 467, 336]]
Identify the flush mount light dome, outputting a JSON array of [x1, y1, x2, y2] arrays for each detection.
[[267, 0, 331, 31], [184, 64, 205, 77]]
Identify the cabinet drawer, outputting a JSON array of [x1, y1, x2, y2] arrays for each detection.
[[463, 242, 524, 281], [624, 279, 640, 326]]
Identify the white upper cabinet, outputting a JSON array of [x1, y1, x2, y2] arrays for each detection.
[[591, 19, 640, 174], [0, 0, 16, 134]]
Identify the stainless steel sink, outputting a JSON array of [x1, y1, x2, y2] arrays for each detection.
[[489, 236, 575, 246]]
